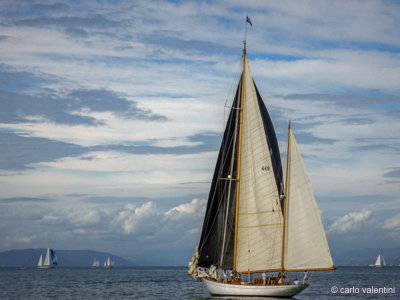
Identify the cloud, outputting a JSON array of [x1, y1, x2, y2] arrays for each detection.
[[0, 132, 86, 170], [0, 197, 206, 262], [291, 131, 337, 145], [112, 202, 156, 234], [14, 14, 123, 30], [328, 209, 372, 233], [383, 213, 400, 231], [165, 198, 206, 220], [281, 93, 400, 108], [0, 197, 53, 203], [18, 235, 37, 243], [0, 68, 167, 125], [0, 64, 56, 93], [384, 168, 400, 178]]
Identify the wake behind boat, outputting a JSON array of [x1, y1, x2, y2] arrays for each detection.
[[188, 18, 335, 298]]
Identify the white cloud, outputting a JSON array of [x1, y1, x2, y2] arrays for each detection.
[[383, 213, 400, 231], [112, 202, 156, 234], [165, 198, 206, 219], [18, 235, 37, 244], [328, 208, 372, 233]]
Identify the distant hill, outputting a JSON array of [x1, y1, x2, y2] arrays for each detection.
[[0, 249, 135, 267], [333, 247, 400, 266]]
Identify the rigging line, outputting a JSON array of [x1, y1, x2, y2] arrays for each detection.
[[223, 59, 242, 128]]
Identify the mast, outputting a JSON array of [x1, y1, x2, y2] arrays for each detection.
[[281, 121, 291, 271], [233, 41, 247, 272]]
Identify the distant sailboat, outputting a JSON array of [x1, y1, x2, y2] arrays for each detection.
[[37, 248, 58, 268], [188, 25, 334, 297], [104, 256, 114, 268], [372, 254, 386, 267], [92, 258, 100, 268]]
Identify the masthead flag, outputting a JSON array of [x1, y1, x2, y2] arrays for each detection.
[[246, 16, 252, 26]]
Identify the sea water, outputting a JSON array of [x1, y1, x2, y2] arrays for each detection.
[[0, 266, 399, 299]]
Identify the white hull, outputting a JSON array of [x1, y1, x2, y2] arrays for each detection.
[[203, 278, 308, 297], [38, 265, 56, 269]]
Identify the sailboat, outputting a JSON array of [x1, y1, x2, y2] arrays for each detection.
[[92, 258, 100, 268], [188, 38, 335, 297], [372, 254, 386, 267], [103, 256, 114, 268], [37, 248, 58, 268]]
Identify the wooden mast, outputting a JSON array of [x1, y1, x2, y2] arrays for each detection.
[[281, 121, 291, 273], [232, 41, 246, 272]]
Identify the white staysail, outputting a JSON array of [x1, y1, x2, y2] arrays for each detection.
[[235, 55, 283, 273], [283, 128, 334, 270], [37, 254, 43, 267]]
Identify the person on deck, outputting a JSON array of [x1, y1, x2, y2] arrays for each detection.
[[228, 269, 233, 281], [262, 272, 267, 285], [277, 271, 285, 284], [303, 271, 309, 284]]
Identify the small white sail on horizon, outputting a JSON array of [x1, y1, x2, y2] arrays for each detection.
[[374, 254, 386, 267], [104, 256, 114, 268], [92, 258, 100, 268]]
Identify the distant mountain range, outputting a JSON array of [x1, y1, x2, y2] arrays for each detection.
[[1, 247, 399, 267], [333, 247, 400, 266], [0, 249, 135, 267]]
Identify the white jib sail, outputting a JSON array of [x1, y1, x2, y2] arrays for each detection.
[[235, 55, 283, 273], [37, 254, 43, 267], [284, 128, 334, 270]]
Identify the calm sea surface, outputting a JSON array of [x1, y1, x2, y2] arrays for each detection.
[[0, 266, 399, 299]]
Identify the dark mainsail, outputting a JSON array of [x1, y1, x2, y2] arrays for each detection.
[[198, 84, 240, 268], [198, 73, 284, 269]]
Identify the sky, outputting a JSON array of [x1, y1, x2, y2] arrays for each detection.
[[0, 0, 399, 266]]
